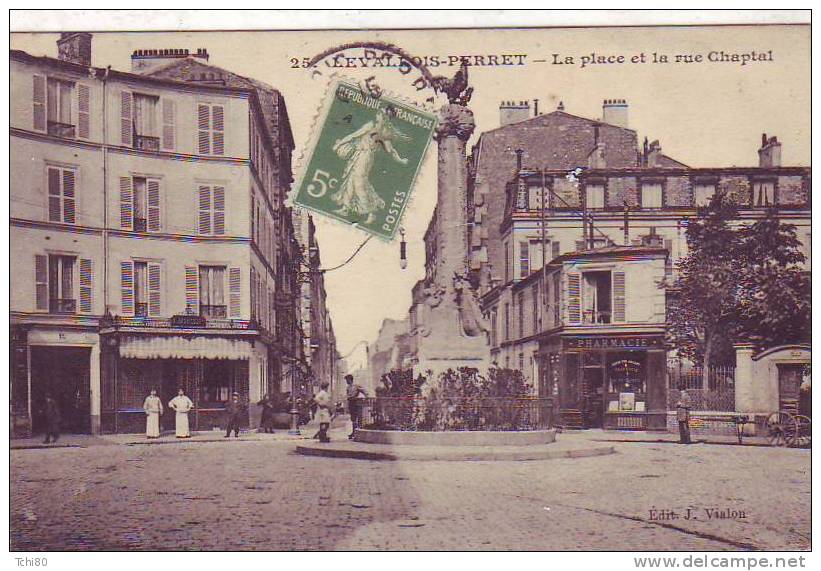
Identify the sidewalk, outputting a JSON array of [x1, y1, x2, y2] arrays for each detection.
[[575, 428, 772, 447]]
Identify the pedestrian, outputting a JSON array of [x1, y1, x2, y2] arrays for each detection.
[[676, 387, 692, 444], [346, 374, 367, 440], [314, 382, 333, 443], [225, 392, 245, 438], [257, 393, 275, 434], [143, 388, 163, 439], [309, 391, 318, 420], [169, 388, 194, 438], [42, 392, 61, 444]]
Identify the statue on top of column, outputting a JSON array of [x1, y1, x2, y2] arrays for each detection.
[[432, 61, 473, 106]]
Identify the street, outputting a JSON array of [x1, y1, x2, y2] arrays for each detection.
[[10, 434, 810, 551]]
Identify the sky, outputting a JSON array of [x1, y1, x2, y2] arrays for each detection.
[[11, 24, 810, 370]]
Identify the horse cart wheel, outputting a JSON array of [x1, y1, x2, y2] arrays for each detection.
[[786, 415, 811, 448], [766, 411, 794, 447]]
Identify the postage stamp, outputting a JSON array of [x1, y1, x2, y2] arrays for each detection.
[[293, 79, 437, 240]]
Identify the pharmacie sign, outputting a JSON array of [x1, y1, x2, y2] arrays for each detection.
[[564, 336, 664, 350]]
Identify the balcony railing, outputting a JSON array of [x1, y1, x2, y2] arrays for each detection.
[[47, 121, 76, 139], [582, 310, 611, 324], [133, 218, 147, 232], [134, 134, 160, 152], [49, 298, 77, 314], [105, 314, 251, 330], [135, 303, 149, 317], [200, 305, 228, 319]]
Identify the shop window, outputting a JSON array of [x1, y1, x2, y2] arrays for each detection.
[[200, 360, 233, 407], [582, 271, 612, 324], [607, 354, 646, 397]]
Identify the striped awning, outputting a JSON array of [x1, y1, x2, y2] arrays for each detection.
[[119, 335, 252, 360]]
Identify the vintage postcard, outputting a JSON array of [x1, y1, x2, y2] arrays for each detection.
[[7, 10, 812, 560]]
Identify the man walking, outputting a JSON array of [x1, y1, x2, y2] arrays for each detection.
[[225, 392, 245, 438], [676, 387, 692, 444], [346, 374, 366, 440], [42, 392, 61, 444], [314, 381, 333, 443]]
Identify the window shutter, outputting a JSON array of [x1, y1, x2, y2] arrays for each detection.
[[79, 258, 93, 313], [148, 263, 161, 317], [613, 271, 626, 322], [147, 178, 161, 232], [120, 91, 133, 146], [121, 261, 134, 315], [229, 267, 241, 318], [77, 84, 90, 139], [161, 98, 175, 151], [47, 167, 61, 222], [198, 185, 212, 234], [212, 105, 224, 155], [33, 74, 46, 131], [62, 170, 76, 224], [119, 176, 133, 229], [567, 272, 581, 324], [213, 185, 225, 235], [552, 241, 560, 260], [35, 254, 48, 310], [197, 104, 211, 154], [250, 267, 257, 321], [185, 266, 199, 315]]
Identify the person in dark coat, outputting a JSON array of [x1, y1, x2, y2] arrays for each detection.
[[225, 392, 245, 438], [42, 393, 61, 444], [676, 388, 692, 444], [257, 393, 275, 434]]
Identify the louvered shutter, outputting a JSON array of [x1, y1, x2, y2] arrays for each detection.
[[79, 258, 93, 313], [148, 263, 161, 316], [121, 261, 134, 315], [33, 75, 46, 131], [567, 272, 581, 324], [35, 254, 48, 310], [119, 176, 133, 229], [185, 266, 199, 315], [147, 178, 161, 231], [77, 84, 90, 139], [62, 170, 76, 224], [47, 167, 61, 222], [161, 98, 175, 150], [198, 185, 212, 234], [212, 105, 224, 155], [552, 241, 560, 260], [613, 271, 626, 322], [228, 267, 241, 318], [121, 91, 133, 146], [213, 185, 225, 235], [197, 104, 210, 154], [250, 267, 257, 321]]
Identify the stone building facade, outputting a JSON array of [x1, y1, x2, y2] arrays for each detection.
[[10, 34, 331, 436]]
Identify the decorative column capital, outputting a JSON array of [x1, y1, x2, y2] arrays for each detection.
[[435, 103, 475, 142]]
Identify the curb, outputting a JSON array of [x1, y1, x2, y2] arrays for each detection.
[[295, 443, 616, 462]]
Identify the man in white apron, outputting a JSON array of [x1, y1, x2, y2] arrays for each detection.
[[169, 388, 194, 438]]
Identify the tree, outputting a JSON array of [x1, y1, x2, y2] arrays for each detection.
[[665, 194, 810, 388]]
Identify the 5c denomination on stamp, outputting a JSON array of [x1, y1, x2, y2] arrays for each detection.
[[293, 79, 437, 240]]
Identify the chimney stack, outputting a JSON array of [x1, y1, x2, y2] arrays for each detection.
[[758, 133, 782, 167], [602, 98, 628, 128], [57, 32, 92, 67], [131, 47, 210, 74], [499, 100, 531, 126], [646, 140, 663, 167]]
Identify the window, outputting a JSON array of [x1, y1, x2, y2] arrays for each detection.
[[490, 309, 498, 347], [519, 241, 530, 279], [693, 183, 715, 207], [532, 286, 539, 334], [527, 182, 546, 211], [47, 166, 76, 224], [517, 292, 525, 338], [582, 271, 612, 324], [198, 185, 226, 235], [120, 176, 160, 232], [134, 262, 149, 317], [132, 93, 159, 151], [641, 183, 663, 208], [197, 103, 225, 155], [586, 184, 605, 210], [753, 180, 776, 206], [528, 239, 546, 274], [504, 241, 510, 283], [48, 255, 76, 313], [200, 361, 234, 406], [504, 303, 510, 341], [47, 78, 74, 137], [199, 265, 226, 318]]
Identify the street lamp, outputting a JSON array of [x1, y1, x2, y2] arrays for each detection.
[[399, 227, 407, 270]]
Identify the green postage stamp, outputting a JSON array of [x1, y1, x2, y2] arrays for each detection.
[[293, 80, 437, 240]]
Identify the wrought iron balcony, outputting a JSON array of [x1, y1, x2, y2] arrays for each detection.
[[582, 310, 612, 324], [133, 218, 147, 232], [134, 134, 160, 152], [200, 305, 228, 319], [135, 303, 149, 317], [47, 121, 76, 139], [50, 298, 77, 314]]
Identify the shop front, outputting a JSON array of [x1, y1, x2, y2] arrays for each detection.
[[541, 333, 667, 430]]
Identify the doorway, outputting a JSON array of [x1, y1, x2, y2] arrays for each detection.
[[777, 364, 804, 414], [30, 346, 91, 434]]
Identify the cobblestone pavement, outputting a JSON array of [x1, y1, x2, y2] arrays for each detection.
[[10, 432, 810, 551]]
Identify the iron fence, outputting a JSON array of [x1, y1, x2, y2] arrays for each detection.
[[668, 365, 735, 411], [361, 396, 554, 432]]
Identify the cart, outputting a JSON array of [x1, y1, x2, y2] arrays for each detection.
[[765, 410, 811, 447]]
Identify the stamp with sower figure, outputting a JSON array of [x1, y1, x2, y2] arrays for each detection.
[[293, 79, 437, 240]]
